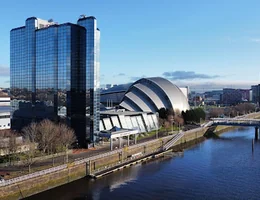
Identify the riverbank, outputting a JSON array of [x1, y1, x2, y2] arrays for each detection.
[[0, 127, 208, 200], [1, 112, 260, 200], [26, 125, 260, 200]]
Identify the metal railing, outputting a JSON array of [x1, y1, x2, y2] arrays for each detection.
[[211, 118, 260, 127], [163, 132, 184, 151], [0, 164, 67, 187], [0, 128, 201, 187]]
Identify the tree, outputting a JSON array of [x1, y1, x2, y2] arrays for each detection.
[[174, 115, 184, 126], [182, 108, 206, 123], [8, 131, 18, 165], [235, 103, 255, 115], [166, 108, 175, 125], [21, 120, 76, 164], [208, 108, 224, 118], [158, 108, 167, 119], [22, 122, 38, 143], [36, 120, 57, 154], [0, 130, 18, 165], [20, 140, 36, 173], [54, 124, 76, 163]]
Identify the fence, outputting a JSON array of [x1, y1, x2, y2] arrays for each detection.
[[0, 164, 67, 187], [0, 130, 197, 187]]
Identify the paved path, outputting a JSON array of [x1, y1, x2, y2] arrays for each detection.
[[0, 130, 175, 178]]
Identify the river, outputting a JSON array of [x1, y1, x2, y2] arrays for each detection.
[[26, 127, 260, 200]]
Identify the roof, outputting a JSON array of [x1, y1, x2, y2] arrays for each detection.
[[100, 126, 139, 138], [120, 77, 190, 113], [100, 110, 152, 116], [77, 16, 96, 22]]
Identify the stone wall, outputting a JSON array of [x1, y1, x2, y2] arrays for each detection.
[[0, 163, 86, 200], [0, 127, 209, 200]]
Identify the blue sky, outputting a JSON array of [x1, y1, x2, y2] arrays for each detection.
[[1, 0, 260, 91]]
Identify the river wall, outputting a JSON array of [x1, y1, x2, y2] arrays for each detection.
[[0, 127, 209, 200], [2, 112, 260, 200]]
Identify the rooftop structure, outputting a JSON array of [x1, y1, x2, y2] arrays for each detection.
[[119, 77, 190, 113]]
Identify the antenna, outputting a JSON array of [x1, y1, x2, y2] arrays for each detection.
[[80, 14, 87, 19]]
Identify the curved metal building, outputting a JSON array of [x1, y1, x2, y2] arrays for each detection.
[[119, 77, 190, 113]]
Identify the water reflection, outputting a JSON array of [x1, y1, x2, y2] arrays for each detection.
[[27, 127, 260, 200]]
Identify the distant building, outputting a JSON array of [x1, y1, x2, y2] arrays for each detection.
[[0, 112, 10, 130], [222, 88, 250, 105], [203, 90, 222, 105], [0, 97, 10, 107], [0, 95, 10, 130], [239, 89, 250, 102], [179, 86, 189, 99], [222, 88, 242, 105], [252, 84, 260, 105]]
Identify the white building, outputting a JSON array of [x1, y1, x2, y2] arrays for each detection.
[[0, 97, 10, 106], [100, 109, 159, 133], [0, 112, 10, 130]]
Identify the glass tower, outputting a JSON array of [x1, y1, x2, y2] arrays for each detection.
[[10, 16, 99, 147], [78, 16, 100, 143]]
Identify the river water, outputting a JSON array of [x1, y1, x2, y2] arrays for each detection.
[[26, 127, 260, 200]]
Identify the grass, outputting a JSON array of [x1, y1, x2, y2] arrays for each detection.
[[159, 125, 181, 133], [137, 130, 157, 140]]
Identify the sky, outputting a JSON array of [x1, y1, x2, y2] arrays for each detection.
[[1, 0, 260, 91]]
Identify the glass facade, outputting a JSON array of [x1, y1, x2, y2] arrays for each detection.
[[36, 25, 58, 120], [252, 85, 260, 105], [10, 17, 95, 147], [10, 17, 38, 128], [78, 16, 100, 143]]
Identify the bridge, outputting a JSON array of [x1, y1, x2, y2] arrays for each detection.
[[211, 117, 260, 139]]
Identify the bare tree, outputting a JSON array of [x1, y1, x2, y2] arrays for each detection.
[[208, 108, 224, 118], [8, 131, 18, 165], [22, 122, 38, 143], [57, 124, 76, 163], [174, 115, 184, 126], [0, 129, 12, 138], [158, 118, 165, 127], [240, 103, 255, 114], [0, 130, 18, 165], [20, 141, 36, 173], [37, 120, 57, 154]]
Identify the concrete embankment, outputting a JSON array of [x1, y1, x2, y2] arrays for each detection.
[[2, 112, 260, 200], [0, 127, 209, 200], [0, 163, 86, 200], [91, 128, 208, 179]]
